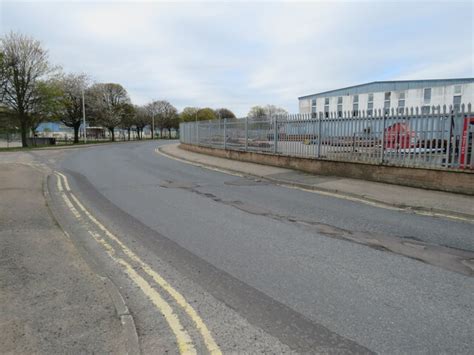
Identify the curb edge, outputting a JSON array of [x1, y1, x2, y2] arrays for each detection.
[[42, 172, 141, 355]]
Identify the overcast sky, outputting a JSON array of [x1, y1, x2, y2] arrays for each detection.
[[1, 1, 473, 116]]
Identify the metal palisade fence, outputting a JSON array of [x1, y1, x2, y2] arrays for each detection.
[[180, 104, 474, 171]]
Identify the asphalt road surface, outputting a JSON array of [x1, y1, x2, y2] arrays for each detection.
[[35, 141, 473, 354]]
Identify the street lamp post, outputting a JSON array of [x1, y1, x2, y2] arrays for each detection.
[[82, 88, 87, 144], [152, 111, 155, 140]]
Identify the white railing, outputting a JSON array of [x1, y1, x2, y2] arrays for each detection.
[[180, 104, 474, 171]]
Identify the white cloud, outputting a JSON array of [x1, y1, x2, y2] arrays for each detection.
[[1, 0, 472, 116]]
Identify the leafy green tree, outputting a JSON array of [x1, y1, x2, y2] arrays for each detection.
[[29, 79, 64, 136], [196, 107, 217, 121], [215, 108, 236, 119], [179, 107, 200, 122]]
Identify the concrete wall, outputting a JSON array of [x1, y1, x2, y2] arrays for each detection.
[[180, 143, 474, 195]]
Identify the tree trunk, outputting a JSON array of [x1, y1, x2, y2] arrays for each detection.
[[160, 128, 163, 138], [73, 125, 80, 144], [168, 128, 171, 138], [110, 128, 115, 142], [127, 128, 131, 141], [21, 120, 29, 148]]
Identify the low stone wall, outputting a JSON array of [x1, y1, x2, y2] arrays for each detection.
[[180, 143, 474, 195]]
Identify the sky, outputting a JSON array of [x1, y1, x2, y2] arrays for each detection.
[[1, 0, 473, 116]]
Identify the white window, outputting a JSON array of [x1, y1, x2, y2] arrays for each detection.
[[337, 97, 343, 117], [324, 98, 330, 118], [454, 85, 462, 95], [311, 99, 317, 117], [384, 92, 391, 114], [353, 95, 359, 116], [367, 93, 374, 116], [453, 95, 462, 112], [423, 88, 432, 103], [398, 92, 405, 114]]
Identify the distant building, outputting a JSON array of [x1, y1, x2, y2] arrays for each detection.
[[298, 79, 474, 117]]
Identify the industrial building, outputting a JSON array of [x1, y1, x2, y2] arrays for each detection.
[[298, 79, 474, 117]]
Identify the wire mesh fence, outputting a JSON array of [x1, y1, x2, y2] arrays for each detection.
[[0, 132, 22, 148], [180, 104, 474, 171]]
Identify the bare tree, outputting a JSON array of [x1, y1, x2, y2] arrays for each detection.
[[145, 101, 160, 139], [248, 105, 287, 120], [134, 105, 149, 140], [153, 100, 178, 138], [0, 53, 8, 101], [264, 104, 288, 118], [120, 103, 137, 141], [88, 83, 129, 142], [0, 32, 53, 146], [55, 73, 89, 143], [248, 105, 266, 119]]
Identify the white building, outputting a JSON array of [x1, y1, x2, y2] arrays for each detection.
[[298, 79, 474, 117]]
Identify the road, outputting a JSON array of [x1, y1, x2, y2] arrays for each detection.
[[32, 141, 473, 353]]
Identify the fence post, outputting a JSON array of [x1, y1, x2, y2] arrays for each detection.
[[245, 116, 248, 151], [273, 116, 278, 154], [317, 114, 322, 158], [380, 110, 386, 164], [208, 120, 211, 147], [223, 118, 227, 149], [196, 121, 199, 145]]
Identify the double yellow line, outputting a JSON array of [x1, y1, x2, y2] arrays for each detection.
[[54, 171, 221, 355]]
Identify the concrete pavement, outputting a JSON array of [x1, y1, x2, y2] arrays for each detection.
[[160, 142, 474, 221], [0, 163, 127, 353]]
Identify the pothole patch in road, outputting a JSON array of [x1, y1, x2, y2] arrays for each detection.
[[224, 178, 270, 187], [159, 180, 199, 189], [158, 178, 474, 277]]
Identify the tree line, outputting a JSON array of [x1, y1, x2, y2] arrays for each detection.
[[0, 32, 287, 147]]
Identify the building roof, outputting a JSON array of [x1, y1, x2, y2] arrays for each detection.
[[298, 78, 474, 100]]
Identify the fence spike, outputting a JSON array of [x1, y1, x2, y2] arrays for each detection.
[[461, 103, 465, 113], [468, 103, 472, 113]]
